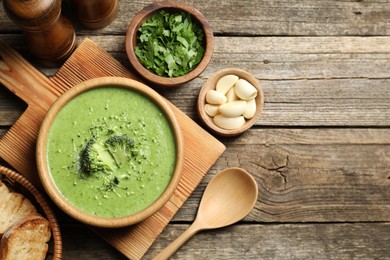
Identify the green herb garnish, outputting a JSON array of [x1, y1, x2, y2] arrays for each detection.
[[135, 10, 205, 77]]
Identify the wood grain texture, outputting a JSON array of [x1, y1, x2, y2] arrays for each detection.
[[1, 34, 390, 127], [148, 223, 390, 259], [168, 128, 390, 223], [222, 132, 390, 222], [3, 34, 390, 80], [0, 42, 62, 183], [55, 223, 390, 259], [2, 0, 390, 36]]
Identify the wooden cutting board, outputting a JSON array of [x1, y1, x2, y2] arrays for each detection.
[[0, 38, 225, 259]]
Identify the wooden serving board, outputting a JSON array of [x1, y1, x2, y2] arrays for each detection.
[[0, 38, 225, 259]]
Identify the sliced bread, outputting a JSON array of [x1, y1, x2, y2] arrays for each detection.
[[0, 181, 37, 237], [0, 214, 51, 260]]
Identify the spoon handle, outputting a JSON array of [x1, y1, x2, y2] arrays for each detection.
[[153, 222, 200, 260]]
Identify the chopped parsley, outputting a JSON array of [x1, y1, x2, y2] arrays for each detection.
[[135, 10, 205, 77]]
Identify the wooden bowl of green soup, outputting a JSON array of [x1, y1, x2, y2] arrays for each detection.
[[125, 1, 214, 87], [36, 77, 183, 228]]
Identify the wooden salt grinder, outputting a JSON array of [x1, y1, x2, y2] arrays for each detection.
[[3, 0, 76, 67], [71, 0, 118, 29]]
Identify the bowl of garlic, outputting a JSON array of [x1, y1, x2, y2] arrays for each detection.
[[197, 68, 264, 136]]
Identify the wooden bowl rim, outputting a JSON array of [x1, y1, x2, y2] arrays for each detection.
[[197, 68, 264, 136], [125, 0, 214, 87], [36, 77, 184, 228], [0, 165, 62, 260]]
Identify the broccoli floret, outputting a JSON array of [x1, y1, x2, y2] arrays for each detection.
[[80, 138, 115, 174], [105, 135, 135, 168], [80, 135, 134, 175]]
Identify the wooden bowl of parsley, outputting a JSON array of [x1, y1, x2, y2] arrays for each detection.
[[126, 1, 214, 87]]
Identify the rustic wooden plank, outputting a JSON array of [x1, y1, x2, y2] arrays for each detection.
[[1, 78, 390, 127], [260, 79, 390, 127], [225, 128, 390, 145], [170, 128, 390, 222], [56, 223, 390, 259], [2, 0, 390, 36], [47, 35, 390, 81], [236, 145, 388, 222], [3, 34, 390, 79], [3, 78, 390, 127], [159, 78, 390, 127], [3, 77, 390, 127], [1, 34, 390, 127], [212, 36, 390, 79], [147, 223, 390, 259]]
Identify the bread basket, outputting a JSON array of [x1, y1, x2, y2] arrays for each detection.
[[0, 165, 62, 259]]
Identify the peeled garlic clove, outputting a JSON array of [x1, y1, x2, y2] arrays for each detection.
[[216, 74, 239, 95], [226, 87, 239, 102], [219, 100, 247, 117], [205, 104, 219, 117], [213, 115, 246, 130], [206, 90, 227, 105], [235, 79, 258, 100], [243, 99, 257, 119]]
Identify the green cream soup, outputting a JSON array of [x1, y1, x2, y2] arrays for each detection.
[[47, 87, 176, 218]]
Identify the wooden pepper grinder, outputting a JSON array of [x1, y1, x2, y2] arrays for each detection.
[[71, 0, 118, 29], [3, 0, 76, 67]]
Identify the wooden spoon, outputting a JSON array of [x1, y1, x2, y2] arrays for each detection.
[[153, 167, 258, 259]]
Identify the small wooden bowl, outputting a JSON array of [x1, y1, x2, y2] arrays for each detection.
[[0, 165, 62, 260], [36, 77, 184, 228], [125, 1, 214, 87], [197, 68, 264, 136]]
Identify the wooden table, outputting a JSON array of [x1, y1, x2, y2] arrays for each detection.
[[1, 0, 390, 259]]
